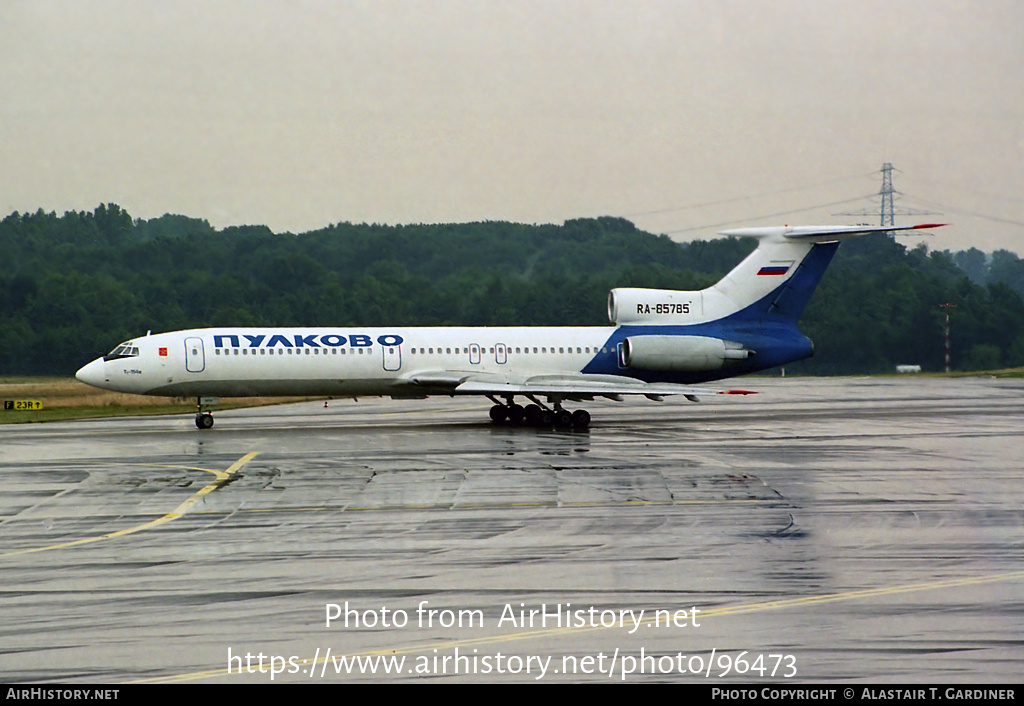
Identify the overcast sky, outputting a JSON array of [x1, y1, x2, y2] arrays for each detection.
[[2, 0, 1021, 253]]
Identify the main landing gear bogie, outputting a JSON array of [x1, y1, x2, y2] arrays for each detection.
[[488, 399, 590, 430]]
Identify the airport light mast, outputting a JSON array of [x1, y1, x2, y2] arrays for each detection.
[[938, 302, 957, 373]]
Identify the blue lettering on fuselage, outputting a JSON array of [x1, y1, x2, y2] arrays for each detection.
[[213, 333, 404, 349]]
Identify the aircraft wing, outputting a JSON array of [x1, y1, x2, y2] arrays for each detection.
[[399, 370, 754, 402]]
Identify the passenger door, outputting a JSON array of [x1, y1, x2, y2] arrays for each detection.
[[382, 342, 402, 372], [185, 337, 205, 373]]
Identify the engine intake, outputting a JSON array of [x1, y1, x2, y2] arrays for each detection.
[[608, 288, 700, 325]]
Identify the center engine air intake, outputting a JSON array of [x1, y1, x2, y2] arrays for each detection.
[[621, 335, 755, 372], [608, 288, 700, 325]]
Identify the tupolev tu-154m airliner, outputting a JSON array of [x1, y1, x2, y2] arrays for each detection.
[[76, 223, 944, 429]]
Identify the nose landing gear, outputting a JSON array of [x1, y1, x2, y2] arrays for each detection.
[[195, 397, 214, 429]]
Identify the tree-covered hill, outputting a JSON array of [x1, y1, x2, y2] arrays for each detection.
[[1, 204, 1021, 376]]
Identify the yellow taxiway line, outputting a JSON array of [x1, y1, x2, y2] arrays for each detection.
[[0, 452, 259, 558]]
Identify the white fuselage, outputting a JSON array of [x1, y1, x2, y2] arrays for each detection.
[[75, 326, 625, 398]]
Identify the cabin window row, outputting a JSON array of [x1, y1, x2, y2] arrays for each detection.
[[407, 347, 605, 355], [214, 346, 611, 356], [215, 348, 372, 355]]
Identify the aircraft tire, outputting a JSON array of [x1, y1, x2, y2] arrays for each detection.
[[554, 409, 573, 427], [489, 405, 508, 423], [538, 410, 554, 427], [507, 404, 525, 424], [571, 409, 591, 429], [524, 404, 542, 425], [196, 413, 214, 430]]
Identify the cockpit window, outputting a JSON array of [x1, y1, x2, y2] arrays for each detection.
[[103, 343, 140, 361]]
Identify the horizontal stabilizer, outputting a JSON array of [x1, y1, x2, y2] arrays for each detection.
[[721, 223, 946, 243]]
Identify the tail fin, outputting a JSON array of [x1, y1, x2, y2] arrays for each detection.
[[608, 224, 945, 326], [703, 232, 825, 323], [711, 223, 945, 323]]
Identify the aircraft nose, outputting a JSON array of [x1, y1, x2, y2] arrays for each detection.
[[75, 359, 108, 388]]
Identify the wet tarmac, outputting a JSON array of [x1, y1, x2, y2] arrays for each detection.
[[1, 376, 1022, 682]]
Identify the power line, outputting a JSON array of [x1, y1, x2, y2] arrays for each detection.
[[662, 196, 874, 236], [899, 194, 1024, 229], [909, 174, 1022, 206], [622, 172, 876, 218]]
